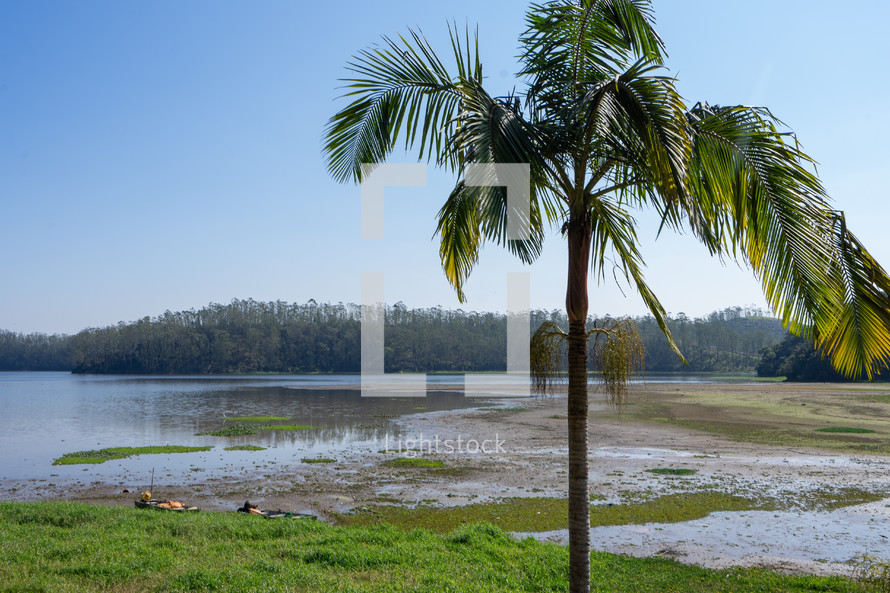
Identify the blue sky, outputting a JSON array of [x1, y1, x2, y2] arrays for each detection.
[[1, 1, 888, 334]]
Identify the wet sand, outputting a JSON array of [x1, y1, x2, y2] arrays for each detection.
[[6, 382, 890, 576]]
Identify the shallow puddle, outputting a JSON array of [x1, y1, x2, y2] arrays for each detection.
[[524, 497, 890, 574]]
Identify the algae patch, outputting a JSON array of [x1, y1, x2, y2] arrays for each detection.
[[335, 487, 884, 533], [645, 468, 697, 476], [336, 492, 759, 532], [53, 445, 212, 466], [198, 423, 320, 436], [619, 384, 890, 454], [224, 416, 291, 423], [384, 458, 445, 469], [197, 424, 258, 437]]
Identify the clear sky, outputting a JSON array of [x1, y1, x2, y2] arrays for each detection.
[[1, 1, 888, 335]]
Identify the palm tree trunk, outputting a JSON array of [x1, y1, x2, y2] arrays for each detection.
[[566, 215, 592, 593]]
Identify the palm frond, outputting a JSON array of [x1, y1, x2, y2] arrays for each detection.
[[686, 103, 890, 378], [520, 0, 664, 102], [588, 196, 685, 361], [323, 28, 476, 183], [434, 182, 482, 303], [686, 104, 836, 335], [436, 84, 556, 299], [435, 177, 546, 302], [820, 215, 890, 379], [577, 59, 688, 217]]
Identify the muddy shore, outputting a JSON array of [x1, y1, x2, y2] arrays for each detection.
[[7, 382, 890, 576]]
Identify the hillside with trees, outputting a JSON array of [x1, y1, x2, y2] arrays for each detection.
[[0, 299, 784, 375], [0, 331, 71, 371], [756, 334, 847, 382]]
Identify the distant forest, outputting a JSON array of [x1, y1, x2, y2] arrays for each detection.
[[0, 299, 786, 375], [756, 333, 847, 382]]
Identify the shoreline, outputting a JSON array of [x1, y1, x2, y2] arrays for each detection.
[[5, 382, 890, 576]]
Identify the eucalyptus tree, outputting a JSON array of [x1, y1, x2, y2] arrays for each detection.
[[323, 1, 890, 591]]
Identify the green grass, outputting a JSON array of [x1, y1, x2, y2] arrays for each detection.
[[52, 445, 212, 465], [198, 422, 320, 436], [337, 488, 882, 533], [302, 457, 337, 464], [337, 493, 757, 533], [224, 445, 267, 451], [816, 426, 877, 434], [477, 406, 528, 412], [197, 424, 258, 437], [225, 416, 291, 422], [378, 448, 422, 454], [383, 457, 445, 469], [645, 468, 698, 476], [618, 384, 890, 454], [0, 501, 863, 592]]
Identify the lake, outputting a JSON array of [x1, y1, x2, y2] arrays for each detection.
[[0, 371, 756, 495], [0, 372, 478, 490]]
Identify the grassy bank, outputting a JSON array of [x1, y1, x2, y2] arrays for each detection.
[[336, 493, 755, 532], [52, 446, 212, 466], [335, 488, 882, 533], [619, 383, 890, 454], [0, 502, 862, 592]]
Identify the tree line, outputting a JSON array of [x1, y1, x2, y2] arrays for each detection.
[[0, 331, 71, 371], [756, 333, 849, 381], [0, 299, 784, 375]]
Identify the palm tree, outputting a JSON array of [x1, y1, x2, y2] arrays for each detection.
[[323, 2, 890, 591]]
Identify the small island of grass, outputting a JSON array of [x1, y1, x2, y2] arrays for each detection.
[[259, 424, 321, 431], [53, 445, 212, 466], [224, 445, 267, 452], [197, 423, 320, 437], [196, 424, 258, 437], [645, 468, 697, 476], [384, 458, 445, 469], [225, 416, 291, 423]]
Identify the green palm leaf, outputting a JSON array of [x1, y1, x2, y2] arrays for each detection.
[[821, 217, 890, 378], [576, 59, 688, 220], [520, 0, 664, 96], [324, 28, 474, 183], [435, 182, 481, 303], [685, 103, 890, 378], [589, 196, 684, 360]]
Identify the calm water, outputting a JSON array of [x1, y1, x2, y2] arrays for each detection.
[[0, 371, 754, 490], [0, 372, 476, 485]]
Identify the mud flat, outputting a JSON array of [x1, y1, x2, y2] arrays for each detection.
[[7, 381, 890, 575], [530, 499, 890, 577]]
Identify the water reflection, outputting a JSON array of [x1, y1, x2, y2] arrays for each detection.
[[0, 372, 476, 482], [0, 371, 752, 485]]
